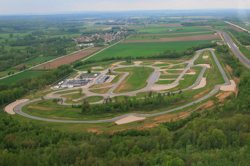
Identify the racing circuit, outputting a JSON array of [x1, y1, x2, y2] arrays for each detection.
[[5, 48, 236, 124]]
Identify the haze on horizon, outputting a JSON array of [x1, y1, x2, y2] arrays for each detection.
[[0, 0, 250, 15]]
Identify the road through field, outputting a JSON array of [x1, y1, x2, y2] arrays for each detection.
[[221, 31, 250, 69], [10, 49, 232, 124]]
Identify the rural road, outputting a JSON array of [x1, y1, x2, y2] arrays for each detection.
[[11, 49, 231, 124], [221, 31, 250, 69]]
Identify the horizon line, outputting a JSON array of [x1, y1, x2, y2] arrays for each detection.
[[1, 8, 250, 16]]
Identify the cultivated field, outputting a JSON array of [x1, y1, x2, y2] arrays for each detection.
[[87, 40, 213, 61], [34, 47, 102, 70], [123, 34, 220, 43]]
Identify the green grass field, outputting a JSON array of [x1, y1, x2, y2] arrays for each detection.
[[136, 26, 212, 34], [23, 100, 124, 120], [62, 93, 83, 104], [0, 70, 47, 85], [177, 67, 202, 89], [88, 40, 213, 61], [54, 89, 81, 95], [114, 66, 153, 93], [160, 74, 178, 79], [127, 31, 214, 40], [156, 79, 175, 84], [85, 96, 103, 103], [25, 56, 56, 67]]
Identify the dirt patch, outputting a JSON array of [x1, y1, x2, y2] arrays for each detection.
[[186, 69, 196, 75], [4, 99, 29, 115], [123, 34, 220, 43], [203, 55, 209, 59], [114, 81, 132, 93], [151, 83, 178, 91], [139, 112, 191, 130], [197, 64, 211, 68], [200, 100, 214, 109], [193, 89, 210, 99], [111, 61, 124, 68], [92, 66, 103, 70], [225, 65, 233, 76], [115, 115, 146, 125], [134, 61, 143, 65], [220, 80, 236, 92], [87, 128, 102, 134], [193, 77, 207, 90], [34, 47, 101, 70], [216, 92, 233, 102], [154, 61, 165, 65], [154, 112, 190, 123]]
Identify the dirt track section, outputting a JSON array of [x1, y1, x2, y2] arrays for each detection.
[[123, 34, 220, 43], [115, 115, 145, 125], [4, 99, 29, 115], [34, 47, 101, 70]]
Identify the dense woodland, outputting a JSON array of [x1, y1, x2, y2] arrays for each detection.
[[0, 46, 249, 165]]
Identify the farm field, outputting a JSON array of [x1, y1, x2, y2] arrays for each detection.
[[34, 47, 102, 70], [136, 26, 212, 34], [0, 70, 47, 85], [88, 40, 214, 61], [123, 34, 219, 43], [127, 31, 214, 40]]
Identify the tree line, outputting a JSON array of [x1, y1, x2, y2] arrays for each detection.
[[81, 92, 184, 114], [0, 65, 73, 106]]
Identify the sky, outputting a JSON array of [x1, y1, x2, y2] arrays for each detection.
[[0, 0, 250, 15]]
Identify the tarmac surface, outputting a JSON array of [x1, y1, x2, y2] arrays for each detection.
[[221, 32, 250, 69]]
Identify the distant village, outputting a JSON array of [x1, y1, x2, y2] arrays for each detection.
[[74, 29, 128, 47]]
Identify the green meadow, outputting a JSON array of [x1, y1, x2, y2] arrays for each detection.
[[0, 70, 47, 85], [88, 40, 213, 61]]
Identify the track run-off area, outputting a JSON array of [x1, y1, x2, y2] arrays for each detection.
[[5, 48, 236, 124]]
